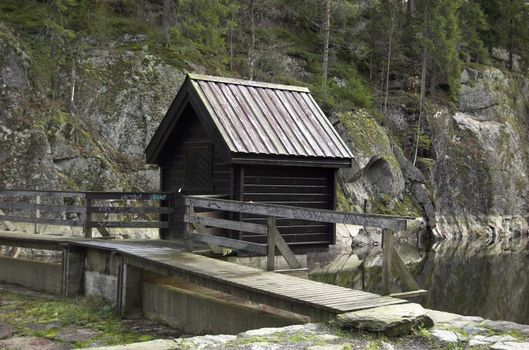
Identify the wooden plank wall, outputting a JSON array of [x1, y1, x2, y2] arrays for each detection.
[[239, 166, 335, 251], [157, 105, 232, 239]]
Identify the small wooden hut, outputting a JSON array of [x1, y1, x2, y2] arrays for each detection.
[[145, 74, 353, 252]]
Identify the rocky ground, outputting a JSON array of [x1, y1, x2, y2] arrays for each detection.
[[0, 284, 183, 349], [93, 311, 529, 350], [1, 284, 528, 350]]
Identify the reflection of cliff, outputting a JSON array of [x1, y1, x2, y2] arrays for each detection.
[[421, 237, 529, 324], [310, 232, 529, 324]]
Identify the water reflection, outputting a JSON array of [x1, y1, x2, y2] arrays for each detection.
[[420, 236, 529, 324], [310, 232, 529, 324]]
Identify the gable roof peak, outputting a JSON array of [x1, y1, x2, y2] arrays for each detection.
[[187, 73, 311, 93]]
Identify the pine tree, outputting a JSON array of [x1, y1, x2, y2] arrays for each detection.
[[413, 0, 462, 99], [458, 0, 488, 64], [475, 0, 529, 71], [170, 0, 238, 64]]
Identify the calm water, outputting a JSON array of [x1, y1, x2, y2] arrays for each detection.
[[416, 237, 529, 324], [310, 235, 529, 324]]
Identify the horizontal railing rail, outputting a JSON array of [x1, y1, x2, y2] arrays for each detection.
[[0, 189, 175, 237], [185, 196, 410, 231]]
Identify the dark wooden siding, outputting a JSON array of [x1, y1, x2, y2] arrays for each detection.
[[158, 104, 231, 195], [158, 104, 232, 239], [240, 165, 336, 251]]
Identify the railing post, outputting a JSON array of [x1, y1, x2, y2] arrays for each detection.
[[267, 217, 276, 271], [184, 201, 194, 251], [84, 196, 93, 238], [34, 195, 40, 234], [382, 228, 393, 295]]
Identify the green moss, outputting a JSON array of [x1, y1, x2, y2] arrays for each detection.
[[225, 331, 328, 348], [365, 340, 381, 350], [336, 183, 352, 212], [0, 290, 153, 348], [339, 110, 391, 157], [0, 1, 49, 34], [370, 193, 422, 217], [414, 327, 433, 341]]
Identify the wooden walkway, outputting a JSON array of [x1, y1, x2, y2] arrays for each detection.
[[0, 232, 407, 321]]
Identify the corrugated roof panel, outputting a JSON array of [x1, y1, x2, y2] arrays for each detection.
[[238, 85, 289, 155], [189, 74, 353, 160], [253, 86, 306, 155], [194, 81, 244, 151]]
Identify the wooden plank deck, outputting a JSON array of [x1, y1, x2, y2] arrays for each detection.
[[0, 232, 407, 321], [70, 239, 407, 320]]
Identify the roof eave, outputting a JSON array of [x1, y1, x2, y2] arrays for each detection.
[[231, 154, 353, 168]]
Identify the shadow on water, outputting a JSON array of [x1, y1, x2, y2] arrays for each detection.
[[310, 231, 529, 324]]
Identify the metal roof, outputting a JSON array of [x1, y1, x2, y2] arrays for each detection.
[[188, 74, 353, 160]]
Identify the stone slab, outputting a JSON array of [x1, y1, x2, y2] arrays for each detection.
[[336, 303, 433, 336]]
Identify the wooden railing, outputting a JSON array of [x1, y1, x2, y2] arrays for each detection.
[[184, 196, 425, 297], [0, 190, 425, 297], [0, 190, 174, 238]]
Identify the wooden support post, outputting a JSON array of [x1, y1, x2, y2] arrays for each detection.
[[270, 225, 302, 270], [184, 205, 194, 251], [267, 217, 276, 271], [84, 198, 93, 238], [116, 254, 124, 315], [34, 195, 40, 234], [382, 228, 393, 296], [116, 256, 143, 317], [61, 245, 84, 297]]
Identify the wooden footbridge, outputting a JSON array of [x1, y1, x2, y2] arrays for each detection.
[[0, 189, 425, 325]]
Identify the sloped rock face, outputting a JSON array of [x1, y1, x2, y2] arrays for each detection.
[[0, 23, 58, 191], [0, 24, 184, 192], [331, 110, 427, 224], [332, 66, 529, 240], [334, 110, 405, 200], [73, 44, 184, 157], [429, 68, 529, 238]]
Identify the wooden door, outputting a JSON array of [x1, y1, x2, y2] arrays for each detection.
[[184, 142, 214, 194]]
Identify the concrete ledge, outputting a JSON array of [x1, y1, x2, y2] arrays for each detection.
[[143, 282, 307, 334], [0, 256, 62, 294]]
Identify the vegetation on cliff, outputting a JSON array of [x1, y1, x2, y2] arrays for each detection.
[[0, 0, 528, 226]]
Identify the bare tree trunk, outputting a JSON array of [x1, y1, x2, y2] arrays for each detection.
[[429, 66, 435, 95], [50, 0, 58, 99], [380, 62, 385, 96], [369, 53, 373, 82], [229, 13, 234, 72], [162, 0, 171, 47], [406, 0, 414, 26], [322, 0, 331, 104], [248, 0, 256, 80], [383, 4, 395, 113], [69, 62, 76, 113], [413, 0, 428, 167]]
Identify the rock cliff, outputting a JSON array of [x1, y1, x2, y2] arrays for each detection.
[[1, 21, 528, 240]]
